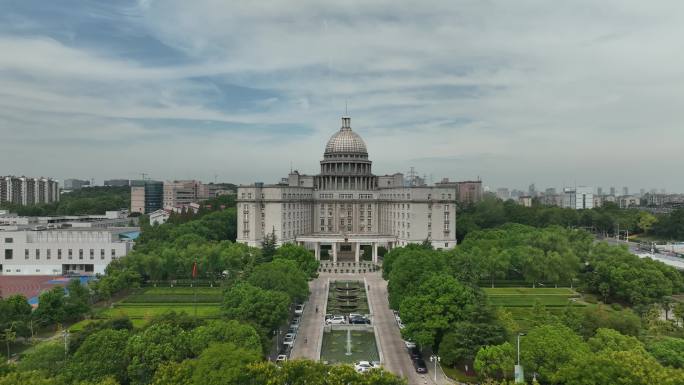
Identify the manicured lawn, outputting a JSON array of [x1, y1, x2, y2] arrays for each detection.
[[320, 329, 379, 364], [99, 304, 221, 319], [484, 287, 580, 307], [121, 287, 223, 303]]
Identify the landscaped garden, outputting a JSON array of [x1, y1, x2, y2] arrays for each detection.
[[327, 280, 370, 315]]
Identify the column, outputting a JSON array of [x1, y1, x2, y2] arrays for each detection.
[[332, 242, 338, 263], [372, 242, 378, 264], [314, 242, 320, 260], [354, 242, 360, 263]]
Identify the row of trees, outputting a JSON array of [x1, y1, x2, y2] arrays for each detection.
[[2, 313, 406, 385], [456, 196, 684, 242], [0, 186, 130, 216], [385, 224, 683, 307]]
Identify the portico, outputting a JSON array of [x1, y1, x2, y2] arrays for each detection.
[[296, 235, 397, 264]]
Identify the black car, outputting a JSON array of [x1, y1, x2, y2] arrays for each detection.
[[408, 347, 421, 361], [413, 358, 428, 373], [349, 316, 371, 324]]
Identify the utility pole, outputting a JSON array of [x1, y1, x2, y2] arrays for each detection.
[[515, 333, 526, 383]]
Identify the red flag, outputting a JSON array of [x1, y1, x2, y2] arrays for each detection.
[[192, 261, 198, 278]]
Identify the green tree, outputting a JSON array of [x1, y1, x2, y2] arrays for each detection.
[[32, 287, 67, 328], [587, 328, 645, 353], [247, 259, 309, 302], [66, 329, 130, 384], [150, 361, 194, 385], [126, 323, 191, 385], [554, 349, 684, 385], [440, 321, 507, 365], [647, 337, 684, 368], [399, 274, 478, 349], [188, 320, 261, 357], [222, 283, 290, 334], [474, 342, 515, 380], [191, 342, 260, 385], [0, 371, 60, 385], [17, 342, 65, 377], [520, 324, 589, 382], [273, 243, 319, 278], [261, 230, 277, 262]]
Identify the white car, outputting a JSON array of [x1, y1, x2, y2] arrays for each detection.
[[283, 337, 294, 346], [404, 340, 416, 349], [295, 304, 304, 315], [355, 361, 373, 373], [284, 333, 296, 340], [275, 354, 287, 363], [326, 315, 346, 325]]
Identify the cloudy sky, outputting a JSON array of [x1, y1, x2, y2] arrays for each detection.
[[1, 1, 683, 192]]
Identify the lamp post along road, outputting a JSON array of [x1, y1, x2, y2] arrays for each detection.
[[430, 354, 440, 382], [515, 333, 526, 383]]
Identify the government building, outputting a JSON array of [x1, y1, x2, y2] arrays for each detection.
[[237, 117, 459, 263]]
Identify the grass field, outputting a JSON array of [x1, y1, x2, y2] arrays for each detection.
[[484, 287, 581, 308], [484, 287, 585, 332], [89, 286, 223, 326]]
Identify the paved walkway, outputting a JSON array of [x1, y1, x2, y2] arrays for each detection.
[[291, 272, 456, 385]]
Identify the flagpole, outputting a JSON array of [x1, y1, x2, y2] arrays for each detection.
[[193, 257, 198, 318]]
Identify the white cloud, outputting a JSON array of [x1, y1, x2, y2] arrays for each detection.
[[1, 0, 683, 191]]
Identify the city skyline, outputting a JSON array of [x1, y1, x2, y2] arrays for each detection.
[[2, 1, 684, 191]]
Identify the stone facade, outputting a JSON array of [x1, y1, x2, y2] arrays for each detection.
[[237, 117, 458, 262]]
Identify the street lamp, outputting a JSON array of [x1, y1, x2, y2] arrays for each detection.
[[429, 354, 440, 382], [515, 333, 526, 383]]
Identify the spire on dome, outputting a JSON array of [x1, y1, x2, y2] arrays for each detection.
[[341, 116, 351, 131]]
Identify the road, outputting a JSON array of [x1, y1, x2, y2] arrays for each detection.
[[292, 272, 453, 385]]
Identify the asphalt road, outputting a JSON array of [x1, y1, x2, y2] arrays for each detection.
[[292, 272, 450, 385]]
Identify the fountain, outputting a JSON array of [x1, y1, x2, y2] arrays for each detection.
[[345, 329, 353, 356]]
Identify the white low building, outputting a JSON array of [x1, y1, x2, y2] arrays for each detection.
[[237, 116, 458, 263], [0, 227, 137, 276]]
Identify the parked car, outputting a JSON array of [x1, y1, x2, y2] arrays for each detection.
[[284, 333, 295, 340], [350, 316, 370, 324], [325, 313, 333, 320], [283, 337, 294, 346], [292, 316, 301, 324], [294, 304, 304, 315], [413, 358, 428, 373], [408, 347, 421, 361], [275, 354, 287, 363], [289, 323, 299, 331], [354, 361, 373, 373], [404, 340, 416, 349], [287, 327, 297, 335], [326, 315, 346, 325], [349, 313, 363, 319]]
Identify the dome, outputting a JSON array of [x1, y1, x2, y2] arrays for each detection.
[[324, 117, 368, 155]]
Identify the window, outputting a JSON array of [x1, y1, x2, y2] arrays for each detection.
[[68, 249, 73, 259], [445, 243, 448, 247], [47, 249, 51, 260], [100, 249, 105, 260], [57, 249, 62, 260], [35, 249, 40, 260], [4, 238, 12, 243], [4, 249, 12, 260], [25, 249, 29, 259], [79, 249, 83, 260]]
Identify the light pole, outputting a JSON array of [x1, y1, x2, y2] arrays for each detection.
[[429, 354, 440, 382], [515, 333, 526, 383]]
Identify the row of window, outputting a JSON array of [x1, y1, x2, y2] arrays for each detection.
[[3, 248, 116, 261]]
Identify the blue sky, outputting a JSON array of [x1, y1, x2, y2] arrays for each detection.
[[1, 0, 683, 192]]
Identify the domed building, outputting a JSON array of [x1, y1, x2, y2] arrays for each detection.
[[237, 117, 459, 264]]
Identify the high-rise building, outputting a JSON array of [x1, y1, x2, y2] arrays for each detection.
[[104, 179, 130, 187], [622, 187, 629, 196], [609, 186, 616, 196], [528, 183, 536, 197], [130, 180, 163, 214], [496, 188, 510, 200], [0, 176, 59, 205], [63, 179, 90, 191], [545, 187, 557, 195], [563, 186, 593, 210], [597, 187, 603, 196]]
